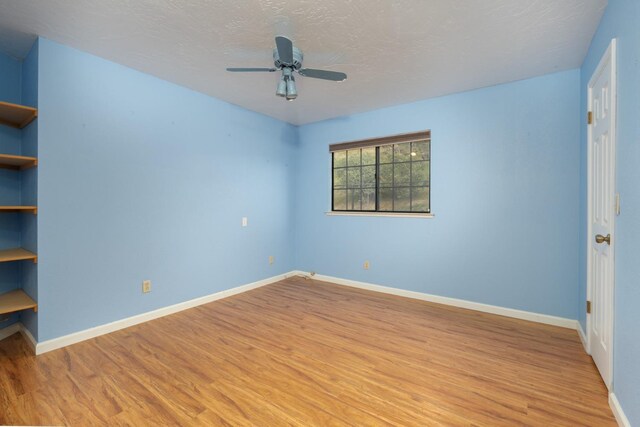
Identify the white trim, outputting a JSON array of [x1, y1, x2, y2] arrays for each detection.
[[0, 322, 21, 341], [326, 212, 434, 218], [35, 271, 297, 355], [609, 393, 631, 427], [586, 38, 617, 388], [20, 323, 37, 352], [578, 323, 590, 354], [0, 322, 37, 353], [295, 271, 576, 329]]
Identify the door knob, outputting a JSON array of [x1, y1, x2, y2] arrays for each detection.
[[595, 234, 611, 245]]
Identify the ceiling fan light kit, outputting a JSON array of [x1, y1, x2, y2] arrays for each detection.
[[285, 76, 297, 101], [276, 76, 287, 97], [227, 36, 347, 101]]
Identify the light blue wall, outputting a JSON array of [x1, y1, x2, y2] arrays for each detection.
[[0, 50, 22, 330], [294, 70, 581, 319], [36, 38, 297, 341], [0, 51, 21, 104], [20, 40, 39, 338], [580, 0, 640, 423]]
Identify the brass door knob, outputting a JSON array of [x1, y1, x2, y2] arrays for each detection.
[[595, 234, 611, 245]]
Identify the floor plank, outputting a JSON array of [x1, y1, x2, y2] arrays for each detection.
[[0, 276, 616, 426]]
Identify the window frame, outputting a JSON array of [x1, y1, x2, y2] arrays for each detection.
[[330, 131, 431, 215]]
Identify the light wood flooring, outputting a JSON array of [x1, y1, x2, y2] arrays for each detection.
[[0, 276, 616, 426]]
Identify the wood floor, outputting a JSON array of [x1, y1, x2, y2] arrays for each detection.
[[0, 276, 615, 426]]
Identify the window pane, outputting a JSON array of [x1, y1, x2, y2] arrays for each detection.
[[332, 136, 430, 213], [333, 189, 347, 210], [347, 167, 361, 188], [378, 188, 393, 211], [334, 150, 346, 168], [411, 161, 429, 186], [347, 149, 361, 166], [362, 165, 376, 188], [411, 187, 429, 212], [394, 187, 410, 211], [380, 145, 393, 163], [362, 147, 376, 165], [379, 164, 393, 186], [362, 188, 375, 210], [394, 143, 411, 162], [394, 162, 411, 185], [411, 141, 429, 161], [347, 189, 361, 210], [333, 168, 347, 189]]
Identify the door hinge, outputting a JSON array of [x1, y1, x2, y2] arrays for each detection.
[[587, 111, 593, 125], [587, 300, 592, 314], [615, 193, 621, 215]]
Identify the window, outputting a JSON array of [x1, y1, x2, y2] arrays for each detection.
[[331, 131, 431, 213]]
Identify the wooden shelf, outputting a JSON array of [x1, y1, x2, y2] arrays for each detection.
[[0, 101, 38, 129], [0, 206, 37, 214], [0, 154, 37, 170], [0, 289, 37, 315], [0, 248, 37, 264]]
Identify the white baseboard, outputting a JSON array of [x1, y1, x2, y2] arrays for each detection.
[[18, 270, 582, 355], [294, 271, 577, 329], [20, 323, 37, 352], [0, 322, 37, 353], [35, 271, 297, 355], [577, 323, 590, 353], [0, 322, 21, 341], [610, 393, 631, 427]]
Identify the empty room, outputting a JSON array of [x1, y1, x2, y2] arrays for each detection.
[[0, 0, 638, 425]]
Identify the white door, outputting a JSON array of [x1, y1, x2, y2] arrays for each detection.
[[587, 39, 617, 388]]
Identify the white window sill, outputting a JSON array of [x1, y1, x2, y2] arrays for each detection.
[[325, 211, 435, 218]]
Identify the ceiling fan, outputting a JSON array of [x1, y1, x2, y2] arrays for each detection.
[[226, 36, 347, 101]]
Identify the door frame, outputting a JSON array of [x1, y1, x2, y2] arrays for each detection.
[[586, 38, 617, 389]]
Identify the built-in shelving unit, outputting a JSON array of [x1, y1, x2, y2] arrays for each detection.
[[0, 206, 37, 214], [0, 101, 38, 129], [0, 154, 38, 170], [0, 290, 37, 315], [0, 98, 39, 322], [0, 247, 37, 263]]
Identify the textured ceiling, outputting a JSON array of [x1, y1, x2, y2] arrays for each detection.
[[0, 0, 606, 125]]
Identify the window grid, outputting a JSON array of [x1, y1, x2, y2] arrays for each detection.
[[332, 140, 430, 214]]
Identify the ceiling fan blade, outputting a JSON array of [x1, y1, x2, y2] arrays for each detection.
[[275, 36, 294, 65], [298, 68, 347, 81], [226, 67, 277, 72]]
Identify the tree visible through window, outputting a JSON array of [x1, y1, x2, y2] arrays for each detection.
[[331, 131, 430, 213]]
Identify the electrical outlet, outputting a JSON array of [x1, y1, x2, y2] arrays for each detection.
[[142, 280, 151, 293], [269, 255, 274, 265], [242, 217, 248, 227], [364, 260, 370, 270]]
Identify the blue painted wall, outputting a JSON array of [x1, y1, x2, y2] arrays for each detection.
[[0, 50, 22, 330], [36, 38, 297, 341], [294, 70, 581, 319], [580, 0, 640, 423], [0, 51, 21, 105], [20, 40, 39, 338]]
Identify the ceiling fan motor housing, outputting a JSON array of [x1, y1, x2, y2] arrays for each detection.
[[273, 47, 303, 70]]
